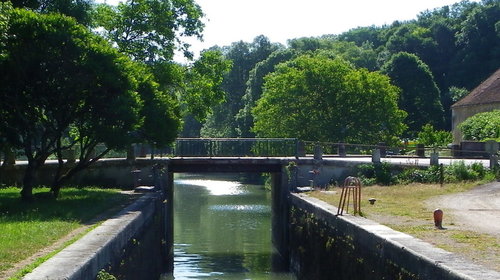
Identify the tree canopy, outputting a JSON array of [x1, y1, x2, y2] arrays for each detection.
[[252, 54, 407, 144], [0, 8, 179, 199], [93, 0, 204, 62], [174, 1, 499, 139], [200, 36, 282, 137], [4, 0, 94, 25], [382, 52, 444, 136]]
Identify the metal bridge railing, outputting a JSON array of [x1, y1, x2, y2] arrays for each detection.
[[301, 141, 499, 159], [173, 138, 299, 157]]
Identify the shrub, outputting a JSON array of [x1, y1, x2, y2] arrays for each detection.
[[417, 124, 452, 146], [445, 161, 480, 182], [356, 162, 394, 185], [97, 270, 116, 280], [459, 110, 500, 141], [396, 165, 441, 184], [357, 161, 493, 186]]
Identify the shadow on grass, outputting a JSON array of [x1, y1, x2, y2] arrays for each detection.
[[0, 186, 134, 225]]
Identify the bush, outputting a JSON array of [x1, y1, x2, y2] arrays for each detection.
[[417, 124, 452, 146], [459, 110, 500, 141], [445, 161, 480, 182], [356, 161, 493, 186], [356, 162, 394, 185], [396, 165, 441, 184], [97, 270, 116, 280]]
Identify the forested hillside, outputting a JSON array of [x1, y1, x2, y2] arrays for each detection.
[[188, 0, 499, 142]]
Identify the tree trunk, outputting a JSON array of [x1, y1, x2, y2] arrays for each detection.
[[50, 181, 61, 198], [21, 165, 36, 201]]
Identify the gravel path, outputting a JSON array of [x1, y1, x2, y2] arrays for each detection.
[[427, 181, 500, 237]]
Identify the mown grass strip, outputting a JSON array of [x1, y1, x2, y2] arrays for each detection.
[[309, 180, 500, 271], [310, 181, 479, 218], [0, 187, 134, 278]]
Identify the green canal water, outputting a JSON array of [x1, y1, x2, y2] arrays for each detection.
[[167, 173, 295, 280]]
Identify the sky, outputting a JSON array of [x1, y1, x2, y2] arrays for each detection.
[[97, 0, 479, 60]]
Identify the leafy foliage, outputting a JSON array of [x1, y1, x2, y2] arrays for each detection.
[[359, 161, 493, 186], [396, 166, 442, 184], [183, 1, 499, 137], [382, 52, 444, 135], [200, 36, 282, 137], [459, 110, 500, 141], [0, 9, 166, 199], [445, 161, 483, 181], [6, 0, 94, 25], [236, 48, 297, 137], [93, 0, 204, 62], [136, 73, 181, 148], [417, 124, 452, 146], [448, 86, 469, 102], [252, 54, 406, 144], [356, 162, 395, 186], [182, 50, 232, 121]]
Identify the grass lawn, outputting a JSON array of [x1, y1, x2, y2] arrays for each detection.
[[308, 180, 500, 271], [0, 187, 136, 279]]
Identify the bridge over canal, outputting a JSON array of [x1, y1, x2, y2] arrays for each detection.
[[10, 138, 499, 279], [164, 156, 293, 272]]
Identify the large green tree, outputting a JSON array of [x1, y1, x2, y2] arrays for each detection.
[[0, 9, 144, 200], [252, 54, 406, 144], [201, 36, 281, 137], [94, 0, 230, 138], [3, 0, 94, 25], [236, 49, 297, 137], [382, 52, 444, 136], [93, 0, 204, 62], [451, 0, 500, 90]]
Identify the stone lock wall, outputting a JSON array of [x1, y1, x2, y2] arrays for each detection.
[[23, 192, 169, 280], [288, 194, 500, 280]]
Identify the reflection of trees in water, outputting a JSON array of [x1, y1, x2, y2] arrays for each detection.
[[172, 173, 277, 277]]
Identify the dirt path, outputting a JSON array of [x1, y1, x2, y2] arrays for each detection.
[[426, 181, 500, 237]]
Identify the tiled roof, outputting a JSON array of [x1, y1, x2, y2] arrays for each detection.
[[452, 68, 500, 108]]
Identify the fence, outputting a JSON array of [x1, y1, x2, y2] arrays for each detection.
[[301, 141, 499, 159], [1, 139, 498, 164], [173, 138, 299, 157]]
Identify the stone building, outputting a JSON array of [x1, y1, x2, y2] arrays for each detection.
[[451, 68, 500, 144]]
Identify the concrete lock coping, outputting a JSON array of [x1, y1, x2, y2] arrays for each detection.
[[290, 194, 500, 280], [23, 192, 160, 280]]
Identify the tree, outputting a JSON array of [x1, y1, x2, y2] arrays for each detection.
[[236, 49, 297, 137], [201, 36, 281, 137], [93, 0, 204, 62], [382, 52, 444, 136], [94, 0, 230, 139], [338, 25, 385, 49], [182, 50, 232, 122], [386, 23, 439, 70], [459, 110, 500, 141], [4, 0, 94, 25], [448, 86, 469, 102], [136, 75, 181, 150], [0, 9, 142, 200], [451, 1, 500, 90], [252, 54, 406, 144]]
